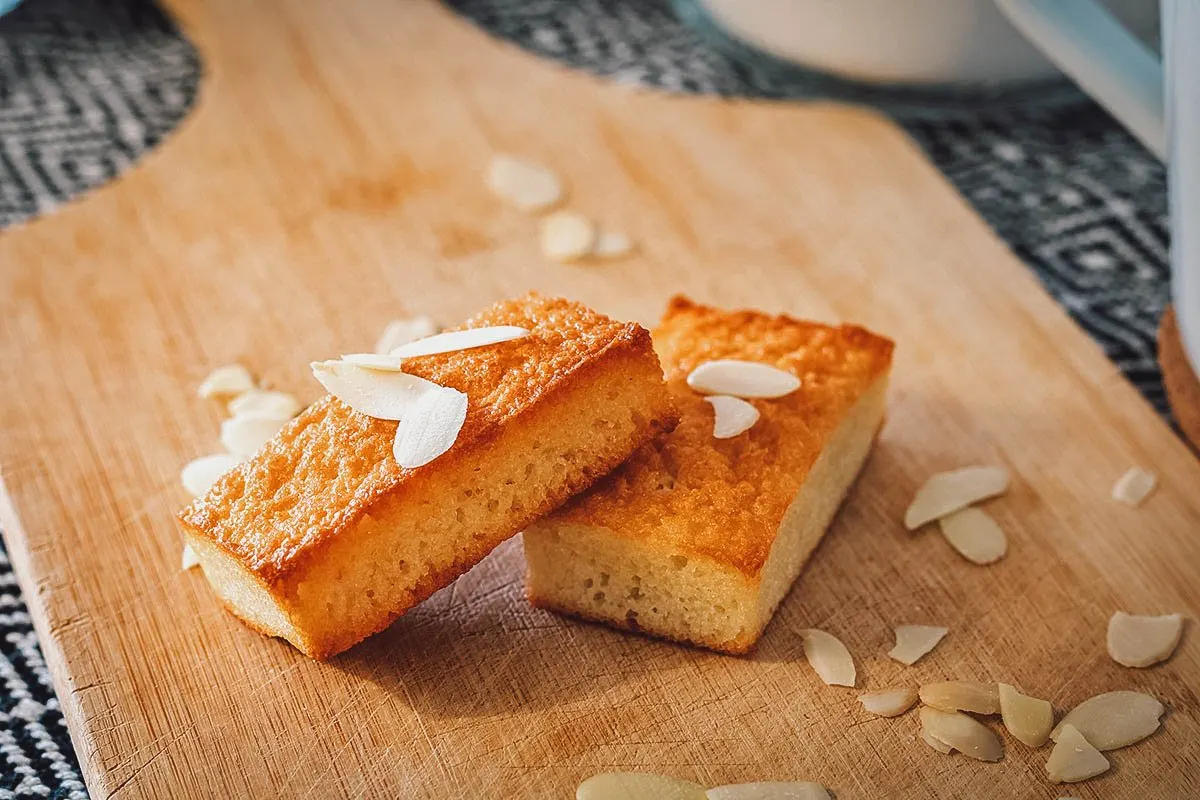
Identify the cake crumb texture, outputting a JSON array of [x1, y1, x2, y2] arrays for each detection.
[[525, 296, 893, 652], [178, 293, 677, 658]]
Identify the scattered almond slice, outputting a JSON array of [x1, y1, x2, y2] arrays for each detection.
[[220, 413, 288, 458], [921, 730, 954, 754], [904, 466, 1010, 530], [228, 389, 301, 420], [705, 395, 760, 439], [938, 506, 1007, 565], [485, 154, 563, 213], [1046, 724, 1110, 783], [577, 773, 706, 800], [197, 364, 255, 399], [180, 544, 200, 571], [180, 453, 241, 497], [592, 230, 634, 259], [687, 360, 801, 399], [1051, 691, 1163, 750], [798, 628, 856, 687], [858, 687, 918, 717], [540, 210, 596, 262], [919, 707, 1004, 762], [1107, 611, 1184, 668], [919, 681, 1000, 715], [1111, 466, 1157, 506], [706, 782, 830, 800], [311, 360, 442, 421], [888, 624, 949, 665], [389, 326, 531, 359], [341, 353, 407, 371], [375, 316, 438, 355], [392, 385, 468, 468], [999, 683, 1054, 747]]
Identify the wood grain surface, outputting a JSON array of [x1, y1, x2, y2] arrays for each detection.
[[1, 0, 1198, 797]]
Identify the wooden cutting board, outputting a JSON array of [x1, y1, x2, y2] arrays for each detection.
[[1, 0, 1197, 797]]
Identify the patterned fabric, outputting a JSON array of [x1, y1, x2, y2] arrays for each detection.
[[0, 0, 1172, 797], [0, 1, 199, 796], [907, 105, 1170, 412], [0, 0, 200, 228], [0, 550, 86, 799]]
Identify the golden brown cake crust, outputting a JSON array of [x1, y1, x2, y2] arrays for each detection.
[[549, 295, 894, 579], [178, 293, 658, 585]]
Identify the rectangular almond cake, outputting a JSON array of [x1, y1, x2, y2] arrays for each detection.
[[178, 293, 677, 659], [523, 296, 894, 654]]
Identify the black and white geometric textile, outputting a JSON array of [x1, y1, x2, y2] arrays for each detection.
[[0, 0, 1173, 797], [0, 0, 200, 228], [1, 1, 199, 797], [906, 104, 1171, 413]]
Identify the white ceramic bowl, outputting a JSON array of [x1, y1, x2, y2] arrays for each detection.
[[689, 0, 1158, 86]]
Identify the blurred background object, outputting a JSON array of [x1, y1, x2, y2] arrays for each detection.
[[679, 0, 1157, 87], [992, 0, 1200, 446]]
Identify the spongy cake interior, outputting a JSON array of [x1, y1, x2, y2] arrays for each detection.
[[524, 379, 886, 650], [178, 294, 677, 659], [523, 297, 894, 653], [188, 353, 668, 657]]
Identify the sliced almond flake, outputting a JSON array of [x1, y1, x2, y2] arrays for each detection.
[[392, 385, 468, 469], [888, 624, 949, 665], [1051, 691, 1163, 750], [919, 681, 1000, 715], [1107, 611, 1185, 668], [220, 414, 287, 458], [858, 687, 918, 717], [1046, 724, 1110, 783], [228, 389, 301, 420], [180, 453, 241, 497], [341, 353, 407, 371], [592, 230, 634, 259], [197, 364, 255, 399], [540, 210, 596, 262], [904, 466, 1011, 530], [706, 781, 830, 800], [921, 729, 954, 754], [577, 773, 706, 800], [1111, 466, 1157, 506], [919, 706, 1004, 762], [375, 316, 438, 355], [485, 154, 563, 213], [705, 395, 760, 439], [938, 506, 1007, 565], [180, 544, 200, 572], [999, 683, 1054, 747], [687, 360, 801, 399], [311, 360, 442, 421], [799, 628, 856, 687], [389, 326, 531, 359]]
